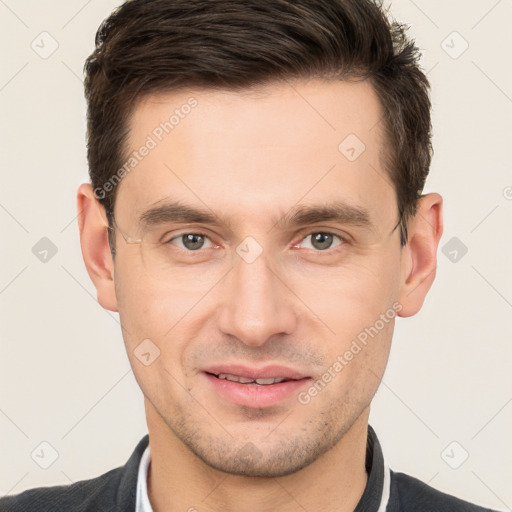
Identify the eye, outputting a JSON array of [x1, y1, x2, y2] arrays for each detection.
[[299, 232, 344, 251], [169, 233, 213, 251]]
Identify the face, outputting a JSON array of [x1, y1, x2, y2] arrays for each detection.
[[111, 78, 403, 477]]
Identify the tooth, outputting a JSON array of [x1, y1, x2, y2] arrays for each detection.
[[216, 374, 290, 385], [255, 378, 277, 385]]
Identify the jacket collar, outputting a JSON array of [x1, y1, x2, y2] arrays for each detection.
[[116, 433, 150, 510]]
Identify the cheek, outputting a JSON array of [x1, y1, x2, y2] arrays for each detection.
[[114, 264, 203, 382], [115, 272, 191, 403], [114, 254, 190, 337], [316, 308, 395, 413], [292, 253, 400, 332], [289, 250, 400, 396]]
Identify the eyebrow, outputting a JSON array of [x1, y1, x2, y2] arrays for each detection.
[[276, 201, 374, 231], [139, 201, 221, 228], [138, 199, 374, 232]]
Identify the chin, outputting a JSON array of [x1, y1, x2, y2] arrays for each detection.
[[181, 431, 341, 478]]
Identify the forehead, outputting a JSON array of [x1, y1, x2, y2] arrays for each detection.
[[115, 78, 395, 230]]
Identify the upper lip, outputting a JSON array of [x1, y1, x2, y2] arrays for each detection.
[[203, 364, 309, 380]]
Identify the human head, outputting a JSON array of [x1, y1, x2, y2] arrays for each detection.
[[78, 0, 442, 478]]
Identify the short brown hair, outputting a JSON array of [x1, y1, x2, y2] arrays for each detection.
[[84, 0, 432, 246]]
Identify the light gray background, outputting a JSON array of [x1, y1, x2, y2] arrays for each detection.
[[1, 0, 511, 510]]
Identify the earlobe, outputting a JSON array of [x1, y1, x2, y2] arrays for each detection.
[[397, 193, 443, 318], [76, 183, 118, 312]]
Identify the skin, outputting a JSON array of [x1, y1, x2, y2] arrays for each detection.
[[77, 78, 443, 512]]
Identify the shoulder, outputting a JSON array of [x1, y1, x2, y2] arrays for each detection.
[[0, 435, 148, 512], [0, 466, 125, 512], [390, 470, 498, 512]]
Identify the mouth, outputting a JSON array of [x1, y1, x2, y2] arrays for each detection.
[[206, 372, 295, 385], [201, 365, 311, 408]]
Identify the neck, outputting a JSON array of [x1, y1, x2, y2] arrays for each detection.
[[145, 401, 370, 512]]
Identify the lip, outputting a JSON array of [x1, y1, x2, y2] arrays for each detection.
[[203, 364, 309, 380], [201, 364, 312, 408]]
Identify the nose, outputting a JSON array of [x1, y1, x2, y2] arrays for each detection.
[[216, 248, 298, 347]]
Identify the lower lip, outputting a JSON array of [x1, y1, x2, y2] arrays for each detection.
[[203, 372, 311, 408]]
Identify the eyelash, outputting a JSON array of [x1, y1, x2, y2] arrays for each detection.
[[166, 230, 348, 255]]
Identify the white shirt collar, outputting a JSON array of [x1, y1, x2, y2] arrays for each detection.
[[135, 441, 391, 512], [135, 444, 153, 512]]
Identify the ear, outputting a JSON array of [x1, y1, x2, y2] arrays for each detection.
[[77, 183, 118, 312], [397, 193, 443, 317]]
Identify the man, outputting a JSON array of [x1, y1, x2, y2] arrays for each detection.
[[0, 0, 496, 511]]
